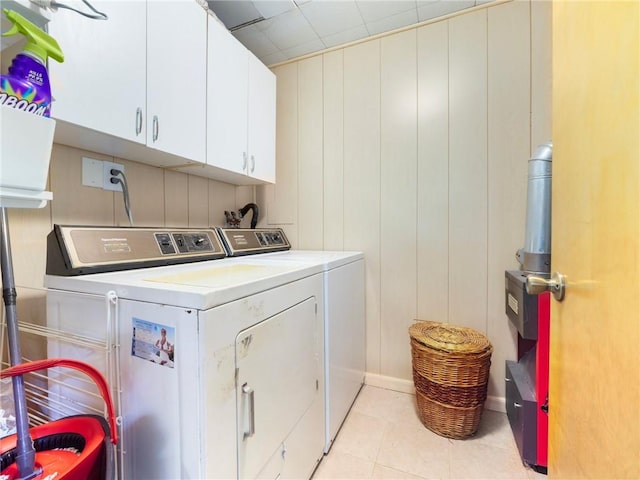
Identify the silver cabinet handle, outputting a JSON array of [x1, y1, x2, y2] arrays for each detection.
[[250, 155, 255, 173], [152, 115, 159, 142], [135, 107, 143, 136], [242, 152, 248, 171], [526, 271, 566, 301], [514, 402, 522, 408], [242, 383, 255, 439]]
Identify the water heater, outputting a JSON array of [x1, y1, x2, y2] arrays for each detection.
[[505, 142, 552, 474]]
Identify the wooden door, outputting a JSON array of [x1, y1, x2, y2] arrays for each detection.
[[550, 2, 640, 478]]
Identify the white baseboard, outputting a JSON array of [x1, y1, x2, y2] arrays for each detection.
[[364, 373, 506, 413], [484, 395, 506, 413], [364, 373, 415, 393]]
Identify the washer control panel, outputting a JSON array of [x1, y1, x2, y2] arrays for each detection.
[[47, 226, 226, 276], [217, 228, 291, 257], [155, 232, 215, 255]]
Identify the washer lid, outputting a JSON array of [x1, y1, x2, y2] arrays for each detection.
[[145, 262, 302, 289], [254, 250, 364, 270], [45, 257, 323, 310]]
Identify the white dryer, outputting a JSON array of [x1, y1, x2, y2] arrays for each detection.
[[44, 225, 326, 480], [217, 229, 366, 453]]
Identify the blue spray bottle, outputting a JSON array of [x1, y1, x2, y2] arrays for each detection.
[[0, 8, 64, 117]]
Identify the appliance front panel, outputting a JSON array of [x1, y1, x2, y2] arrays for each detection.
[[235, 297, 318, 479], [117, 300, 203, 480], [199, 273, 325, 480], [325, 259, 366, 449], [45, 293, 205, 479]]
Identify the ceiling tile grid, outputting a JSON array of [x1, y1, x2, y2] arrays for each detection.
[[208, 0, 491, 66]]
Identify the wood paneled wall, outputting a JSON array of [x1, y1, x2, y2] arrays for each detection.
[[257, 0, 552, 405]]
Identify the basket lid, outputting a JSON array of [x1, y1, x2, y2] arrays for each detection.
[[409, 321, 491, 354]]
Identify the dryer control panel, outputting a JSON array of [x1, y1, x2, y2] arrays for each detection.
[[217, 228, 291, 257]]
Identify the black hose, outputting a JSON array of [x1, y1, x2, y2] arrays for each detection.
[[239, 203, 259, 229]]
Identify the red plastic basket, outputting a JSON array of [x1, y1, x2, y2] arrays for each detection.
[[0, 359, 118, 479]]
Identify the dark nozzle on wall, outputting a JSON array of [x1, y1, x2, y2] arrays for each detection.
[[239, 203, 259, 229]]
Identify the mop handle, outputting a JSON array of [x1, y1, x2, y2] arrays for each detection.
[[1, 358, 119, 445], [0, 207, 37, 478]]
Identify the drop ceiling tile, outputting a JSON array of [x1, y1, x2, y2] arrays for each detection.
[[356, 1, 416, 23], [260, 7, 322, 50], [253, 0, 297, 19], [207, 0, 261, 29], [299, 0, 364, 37], [254, 15, 277, 33], [417, 0, 475, 22], [233, 24, 280, 57], [281, 38, 327, 59], [260, 50, 288, 66], [365, 8, 418, 36], [416, 0, 440, 7], [321, 24, 369, 48]]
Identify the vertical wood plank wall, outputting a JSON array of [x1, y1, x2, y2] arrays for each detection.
[[416, 19, 449, 333], [380, 30, 418, 378], [487, 1, 533, 398], [297, 56, 324, 250], [448, 10, 488, 337], [343, 40, 382, 374], [322, 50, 345, 251], [260, 0, 551, 404]]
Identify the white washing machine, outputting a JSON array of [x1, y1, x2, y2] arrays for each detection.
[[217, 229, 366, 453], [44, 225, 326, 480]]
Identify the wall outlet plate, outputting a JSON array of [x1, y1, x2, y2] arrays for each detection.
[[81, 157, 104, 188], [103, 161, 124, 192]]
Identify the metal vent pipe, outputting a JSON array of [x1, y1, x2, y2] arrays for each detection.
[[521, 142, 553, 275]]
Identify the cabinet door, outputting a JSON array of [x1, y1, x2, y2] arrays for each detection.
[[207, 15, 249, 175], [48, 1, 146, 143], [247, 53, 276, 183], [146, 0, 206, 162], [236, 297, 319, 479]]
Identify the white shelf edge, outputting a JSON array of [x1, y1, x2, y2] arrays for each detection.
[[0, 187, 52, 209]]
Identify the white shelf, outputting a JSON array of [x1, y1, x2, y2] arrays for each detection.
[[0, 187, 52, 208], [0, 106, 55, 208]]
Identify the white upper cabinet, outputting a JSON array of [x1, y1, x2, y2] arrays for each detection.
[[146, 1, 206, 162], [49, 0, 207, 163], [207, 16, 276, 184], [247, 52, 276, 183], [207, 15, 248, 176], [48, 1, 147, 143], [47, 2, 275, 183]]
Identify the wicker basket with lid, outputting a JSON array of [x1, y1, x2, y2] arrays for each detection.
[[409, 320, 493, 439]]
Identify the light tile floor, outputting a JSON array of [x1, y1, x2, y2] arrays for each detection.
[[312, 385, 548, 480]]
